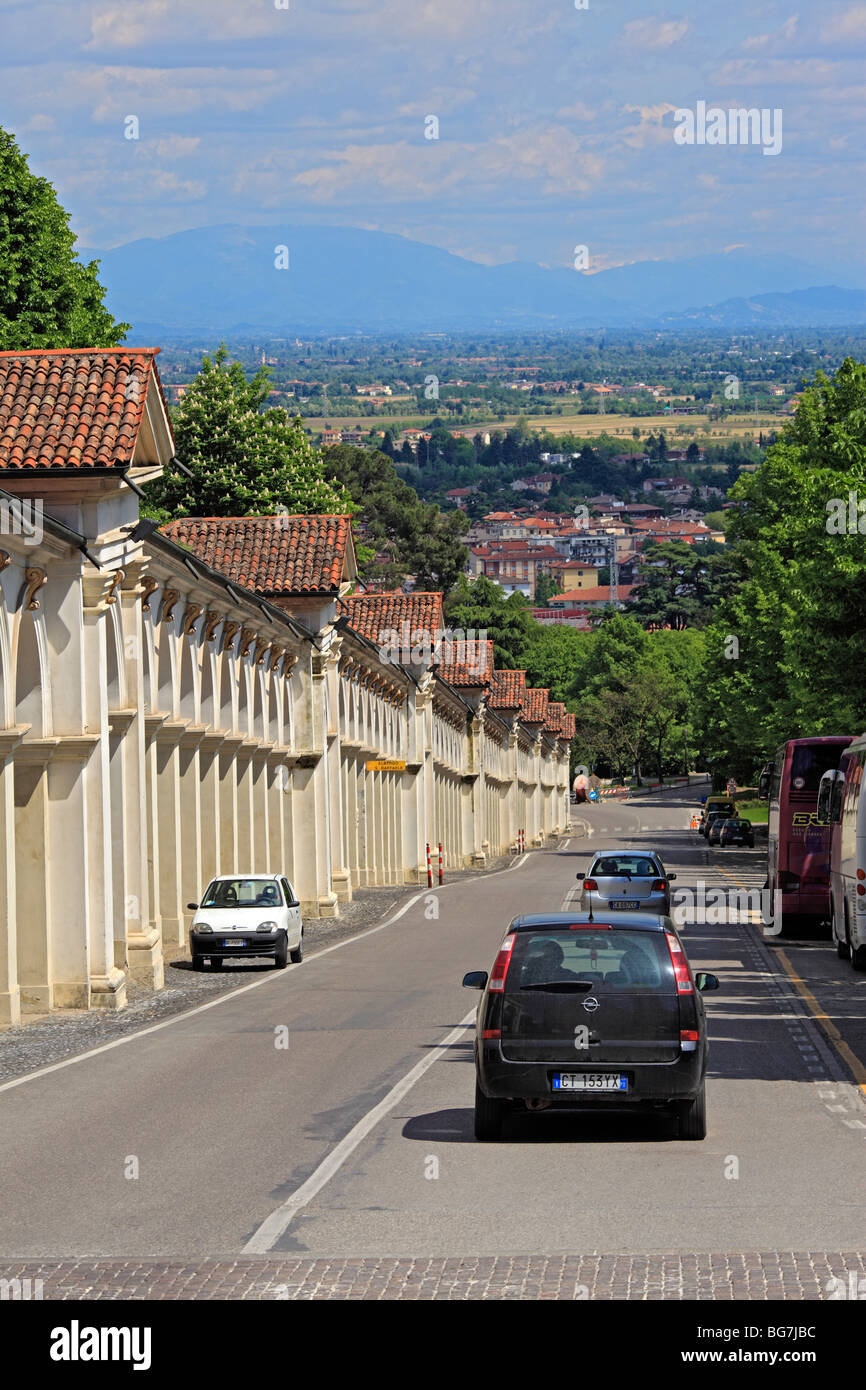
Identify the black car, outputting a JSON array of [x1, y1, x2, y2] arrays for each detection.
[[463, 912, 719, 1142], [719, 817, 755, 848]]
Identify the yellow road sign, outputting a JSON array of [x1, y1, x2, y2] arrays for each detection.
[[365, 759, 407, 772]]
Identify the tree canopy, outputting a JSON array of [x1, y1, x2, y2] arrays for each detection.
[[0, 127, 128, 349], [146, 347, 352, 521]]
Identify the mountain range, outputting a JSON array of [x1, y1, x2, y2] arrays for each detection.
[[81, 224, 866, 336]]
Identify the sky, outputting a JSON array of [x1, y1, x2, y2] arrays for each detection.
[[2, 0, 865, 277]]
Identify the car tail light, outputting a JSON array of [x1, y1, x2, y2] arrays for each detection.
[[651, 879, 665, 893], [482, 1028, 501, 1040], [665, 931, 693, 994], [583, 879, 598, 891], [858, 885, 866, 897], [858, 869, 865, 882], [680, 1028, 699, 1052], [569, 922, 611, 930], [488, 934, 516, 992]]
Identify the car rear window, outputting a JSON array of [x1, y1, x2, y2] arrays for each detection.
[[507, 929, 674, 993], [590, 855, 659, 878]]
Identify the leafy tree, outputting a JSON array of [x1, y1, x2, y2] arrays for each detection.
[[445, 575, 535, 669], [324, 444, 468, 592], [520, 624, 592, 705], [0, 127, 128, 349], [629, 539, 738, 630], [147, 346, 352, 521], [533, 572, 562, 606]]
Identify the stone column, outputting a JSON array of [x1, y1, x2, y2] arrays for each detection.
[[0, 727, 25, 1025], [153, 719, 189, 950]]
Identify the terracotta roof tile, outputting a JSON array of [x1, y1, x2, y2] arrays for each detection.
[[487, 669, 528, 710], [161, 514, 354, 595], [0, 348, 163, 471], [338, 592, 444, 649], [521, 687, 550, 722], [437, 638, 494, 687]]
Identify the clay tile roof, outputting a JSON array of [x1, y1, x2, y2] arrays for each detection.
[[561, 711, 576, 740], [487, 668, 528, 710], [161, 514, 354, 595], [338, 591, 444, 648], [0, 347, 163, 471], [544, 700, 567, 732], [437, 638, 495, 687], [521, 687, 550, 722]]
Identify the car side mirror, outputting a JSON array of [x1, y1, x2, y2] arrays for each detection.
[[187, 902, 199, 911], [462, 971, 488, 990], [288, 898, 300, 908], [695, 972, 720, 992], [667, 873, 677, 881]]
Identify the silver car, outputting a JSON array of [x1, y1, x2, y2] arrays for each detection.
[[577, 849, 676, 915]]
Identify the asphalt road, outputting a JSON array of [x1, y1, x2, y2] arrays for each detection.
[[2, 783, 866, 1261]]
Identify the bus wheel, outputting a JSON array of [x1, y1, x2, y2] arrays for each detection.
[[850, 937, 866, 971], [832, 908, 848, 958]]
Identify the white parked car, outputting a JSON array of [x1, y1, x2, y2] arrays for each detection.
[[188, 874, 303, 971]]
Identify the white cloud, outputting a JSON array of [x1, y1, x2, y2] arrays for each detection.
[[154, 136, 201, 158], [557, 101, 597, 122], [821, 5, 866, 42], [622, 18, 689, 50]]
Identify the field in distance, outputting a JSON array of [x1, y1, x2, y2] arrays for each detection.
[[301, 410, 781, 441]]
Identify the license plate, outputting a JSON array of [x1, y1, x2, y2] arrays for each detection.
[[223, 938, 246, 947], [553, 1073, 628, 1092], [610, 900, 639, 909]]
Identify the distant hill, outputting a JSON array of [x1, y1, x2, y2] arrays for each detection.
[[81, 223, 866, 335]]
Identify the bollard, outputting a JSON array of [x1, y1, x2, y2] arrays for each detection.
[[438, 842, 444, 885], [426, 842, 432, 889]]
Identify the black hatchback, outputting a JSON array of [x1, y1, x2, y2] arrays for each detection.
[[463, 912, 718, 1142]]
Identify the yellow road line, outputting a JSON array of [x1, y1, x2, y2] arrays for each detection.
[[714, 863, 866, 1094]]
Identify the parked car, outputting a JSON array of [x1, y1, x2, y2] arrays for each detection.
[[719, 818, 755, 848], [578, 849, 676, 915], [699, 799, 736, 835], [706, 814, 727, 846], [188, 874, 303, 970], [463, 911, 719, 1141]]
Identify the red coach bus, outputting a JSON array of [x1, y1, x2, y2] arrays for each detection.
[[766, 735, 854, 936]]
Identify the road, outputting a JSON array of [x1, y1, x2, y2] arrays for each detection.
[[2, 783, 866, 1277]]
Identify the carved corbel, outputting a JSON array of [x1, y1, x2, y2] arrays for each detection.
[[139, 576, 160, 611], [104, 568, 125, 605], [221, 620, 240, 653], [239, 626, 257, 659], [0, 551, 10, 572], [267, 645, 285, 672], [182, 601, 202, 635], [24, 566, 47, 610], [160, 588, 180, 624], [254, 638, 270, 666], [203, 610, 222, 643]]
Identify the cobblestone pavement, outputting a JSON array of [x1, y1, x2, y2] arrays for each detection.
[[1, 1253, 861, 1300], [0, 853, 519, 1082]]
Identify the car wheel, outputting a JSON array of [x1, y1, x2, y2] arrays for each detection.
[[192, 952, 204, 972], [474, 1079, 508, 1142], [289, 928, 304, 965], [678, 1083, 707, 1141], [274, 933, 289, 969]]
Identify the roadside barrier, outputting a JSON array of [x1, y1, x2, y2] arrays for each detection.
[[438, 842, 444, 885], [426, 842, 432, 888]]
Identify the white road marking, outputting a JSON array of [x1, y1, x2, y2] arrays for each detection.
[[0, 853, 533, 1095], [242, 1009, 478, 1253]]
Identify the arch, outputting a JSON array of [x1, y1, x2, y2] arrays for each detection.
[[218, 647, 235, 730], [200, 643, 216, 727], [237, 652, 250, 738], [266, 671, 279, 745], [252, 666, 265, 740], [0, 586, 12, 727], [105, 604, 127, 710], [178, 632, 196, 722], [14, 611, 50, 738], [155, 620, 174, 716]]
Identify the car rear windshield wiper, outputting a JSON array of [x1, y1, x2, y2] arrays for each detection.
[[520, 980, 595, 992]]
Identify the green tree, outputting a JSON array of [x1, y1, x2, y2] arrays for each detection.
[[324, 444, 468, 592], [147, 347, 352, 521], [445, 575, 535, 669], [533, 572, 562, 606], [0, 127, 128, 349]]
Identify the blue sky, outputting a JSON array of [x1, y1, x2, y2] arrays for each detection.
[[2, 0, 865, 276]]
